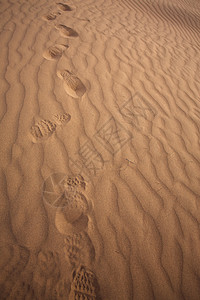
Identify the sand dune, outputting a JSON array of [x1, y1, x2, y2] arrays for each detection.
[[0, 0, 200, 299]]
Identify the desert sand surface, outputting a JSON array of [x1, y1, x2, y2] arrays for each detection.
[[0, 0, 200, 299]]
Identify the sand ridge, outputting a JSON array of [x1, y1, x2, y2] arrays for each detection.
[[0, 0, 200, 299]]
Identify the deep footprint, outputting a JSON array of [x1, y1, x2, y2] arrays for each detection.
[[56, 3, 72, 11], [42, 13, 57, 21], [43, 44, 68, 60], [64, 231, 95, 267], [65, 174, 86, 191], [54, 112, 71, 125], [29, 113, 71, 143], [57, 70, 86, 98], [55, 24, 78, 38], [55, 182, 89, 235], [55, 212, 89, 235], [69, 265, 101, 300], [30, 119, 57, 143], [57, 190, 88, 223]]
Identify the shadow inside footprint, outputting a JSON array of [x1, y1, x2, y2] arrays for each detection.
[[55, 212, 89, 235], [43, 44, 68, 60], [65, 174, 86, 191], [64, 232, 95, 268], [43, 13, 57, 21], [29, 113, 71, 143], [55, 24, 78, 38], [69, 265, 101, 300], [57, 3, 72, 11], [30, 119, 57, 143]]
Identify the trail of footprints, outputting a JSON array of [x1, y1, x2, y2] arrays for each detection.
[[55, 174, 101, 299], [0, 243, 99, 299], [42, 2, 72, 21], [28, 3, 99, 298], [0, 245, 68, 299], [30, 2, 86, 143], [55, 175, 93, 258], [0, 176, 100, 299], [42, 2, 85, 98]]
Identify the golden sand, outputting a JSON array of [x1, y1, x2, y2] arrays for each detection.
[[0, 0, 200, 299]]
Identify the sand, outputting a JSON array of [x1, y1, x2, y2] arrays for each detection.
[[0, 0, 200, 299]]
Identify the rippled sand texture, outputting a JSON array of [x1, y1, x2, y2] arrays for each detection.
[[0, 0, 200, 299]]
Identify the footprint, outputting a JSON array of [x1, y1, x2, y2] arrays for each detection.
[[29, 113, 71, 143], [0, 244, 30, 299], [69, 265, 101, 300], [30, 119, 57, 143], [61, 190, 88, 223], [53, 174, 89, 234], [54, 189, 88, 223], [55, 24, 78, 38], [64, 232, 95, 267], [54, 112, 71, 126], [43, 44, 68, 60], [42, 12, 57, 21], [55, 212, 89, 236], [57, 2, 72, 11], [57, 70, 86, 98], [64, 174, 86, 191]]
